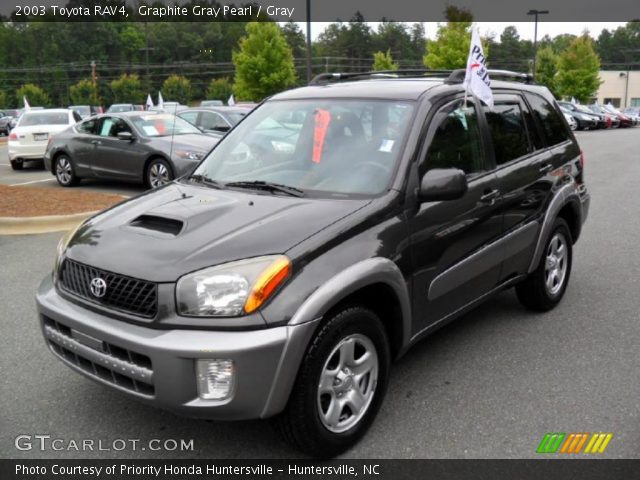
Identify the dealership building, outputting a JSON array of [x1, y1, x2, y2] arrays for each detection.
[[595, 70, 640, 108]]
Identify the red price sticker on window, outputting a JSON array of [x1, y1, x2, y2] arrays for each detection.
[[312, 109, 331, 163]]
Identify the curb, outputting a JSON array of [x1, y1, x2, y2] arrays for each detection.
[[0, 211, 97, 235]]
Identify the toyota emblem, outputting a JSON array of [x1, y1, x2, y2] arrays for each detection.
[[90, 277, 107, 298]]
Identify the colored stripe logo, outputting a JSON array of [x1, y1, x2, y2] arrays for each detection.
[[537, 433, 613, 454]]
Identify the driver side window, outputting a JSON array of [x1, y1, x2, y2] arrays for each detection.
[[422, 100, 485, 177]]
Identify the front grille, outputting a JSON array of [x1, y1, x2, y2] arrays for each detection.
[[44, 316, 154, 396], [60, 259, 158, 318]]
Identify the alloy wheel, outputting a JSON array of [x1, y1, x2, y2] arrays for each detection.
[[317, 333, 379, 434], [545, 232, 568, 296], [56, 157, 72, 185], [149, 162, 170, 188]]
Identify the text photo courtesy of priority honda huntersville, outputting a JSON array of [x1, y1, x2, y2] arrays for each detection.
[[37, 70, 589, 457]]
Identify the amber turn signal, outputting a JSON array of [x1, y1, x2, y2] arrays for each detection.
[[243, 256, 291, 313]]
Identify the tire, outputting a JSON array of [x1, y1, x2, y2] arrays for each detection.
[[276, 306, 390, 458], [145, 158, 174, 189], [516, 218, 573, 312], [10, 160, 23, 170], [54, 154, 79, 187]]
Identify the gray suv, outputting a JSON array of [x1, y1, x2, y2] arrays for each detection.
[[36, 70, 590, 457]]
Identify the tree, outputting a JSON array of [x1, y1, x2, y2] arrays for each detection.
[[423, 7, 485, 69], [233, 22, 297, 102], [0, 90, 9, 108], [16, 84, 49, 107], [281, 21, 306, 59], [535, 46, 560, 98], [70, 78, 99, 105], [162, 75, 192, 104], [110, 73, 143, 104], [556, 35, 602, 103], [373, 22, 411, 64], [205, 77, 234, 102], [372, 50, 398, 71]]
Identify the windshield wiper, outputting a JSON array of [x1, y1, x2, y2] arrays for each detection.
[[225, 180, 305, 197], [189, 174, 225, 189]]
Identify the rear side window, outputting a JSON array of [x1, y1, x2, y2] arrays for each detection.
[[76, 118, 98, 134], [423, 100, 484, 176], [484, 103, 531, 165], [525, 93, 571, 146]]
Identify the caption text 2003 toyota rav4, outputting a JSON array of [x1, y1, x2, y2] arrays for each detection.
[[37, 70, 589, 457]]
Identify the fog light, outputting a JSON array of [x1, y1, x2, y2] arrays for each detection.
[[196, 359, 235, 400]]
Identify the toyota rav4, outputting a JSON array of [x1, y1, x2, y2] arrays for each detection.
[[36, 70, 590, 457]]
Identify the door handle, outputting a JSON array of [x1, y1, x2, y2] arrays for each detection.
[[91, 140, 102, 146], [480, 189, 500, 204], [539, 163, 553, 174]]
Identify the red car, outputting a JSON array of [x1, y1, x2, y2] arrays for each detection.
[[603, 105, 633, 127]]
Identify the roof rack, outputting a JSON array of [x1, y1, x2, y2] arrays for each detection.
[[308, 69, 454, 85], [446, 69, 534, 84], [309, 68, 534, 86]]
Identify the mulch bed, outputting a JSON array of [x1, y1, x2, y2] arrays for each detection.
[[0, 184, 125, 217]]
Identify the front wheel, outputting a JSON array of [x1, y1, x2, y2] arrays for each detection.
[[276, 306, 390, 458], [146, 158, 174, 189], [516, 218, 573, 312]]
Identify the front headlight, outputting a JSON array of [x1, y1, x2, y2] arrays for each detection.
[[53, 221, 84, 282], [176, 255, 291, 317], [174, 150, 204, 161]]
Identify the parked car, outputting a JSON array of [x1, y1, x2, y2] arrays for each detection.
[[200, 100, 224, 107], [0, 109, 20, 135], [602, 104, 633, 127], [44, 111, 218, 187], [588, 104, 620, 128], [36, 70, 589, 457], [68, 105, 102, 120], [152, 101, 187, 115], [177, 106, 251, 135], [558, 102, 599, 130], [106, 103, 135, 113], [8, 109, 81, 170], [8, 106, 45, 131], [622, 107, 640, 125], [562, 111, 578, 130]]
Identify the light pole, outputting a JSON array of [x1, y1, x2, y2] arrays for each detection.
[[306, 0, 312, 83], [527, 9, 549, 80]]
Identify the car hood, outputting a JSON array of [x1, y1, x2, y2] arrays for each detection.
[[65, 182, 370, 282], [149, 133, 218, 155]]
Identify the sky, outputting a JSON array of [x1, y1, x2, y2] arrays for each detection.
[[304, 22, 628, 41]]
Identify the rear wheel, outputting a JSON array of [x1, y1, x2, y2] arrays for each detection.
[[276, 306, 390, 458], [10, 159, 23, 170], [145, 158, 174, 189], [516, 218, 572, 312], [55, 155, 79, 187]]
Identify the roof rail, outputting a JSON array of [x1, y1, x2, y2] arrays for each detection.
[[308, 69, 455, 85], [446, 69, 534, 84]]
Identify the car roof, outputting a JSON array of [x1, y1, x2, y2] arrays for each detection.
[[23, 108, 70, 114], [270, 77, 554, 102]]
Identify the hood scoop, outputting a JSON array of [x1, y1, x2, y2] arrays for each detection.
[[129, 215, 184, 236]]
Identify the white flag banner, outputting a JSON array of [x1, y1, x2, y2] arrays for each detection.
[[23, 96, 31, 111], [463, 24, 493, 109], [227, 94, 236, 106], [146, 94, 154, 110], [157, 91, 164, 110]]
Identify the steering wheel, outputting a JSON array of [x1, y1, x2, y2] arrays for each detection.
[[353, 161, 390, 176]]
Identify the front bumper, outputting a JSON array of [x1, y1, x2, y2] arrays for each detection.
[[36, 275, 319, 420]]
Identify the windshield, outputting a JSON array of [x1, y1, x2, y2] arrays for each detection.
[[192, 99, 414, 197], [108, 105, 132, 113], [19, 111, 69, 126], [131, 113, 201, 137]]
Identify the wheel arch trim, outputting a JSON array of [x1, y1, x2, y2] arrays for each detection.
[[528, 180, 583, 274]]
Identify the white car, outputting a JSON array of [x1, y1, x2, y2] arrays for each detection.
[[8, 109, 80, 170]]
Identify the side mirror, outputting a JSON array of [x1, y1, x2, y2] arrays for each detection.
[[419, 168, 468, 202], [117, 131, 135, 141]]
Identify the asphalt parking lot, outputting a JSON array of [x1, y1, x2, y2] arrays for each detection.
[[1, 129, 639, 459]]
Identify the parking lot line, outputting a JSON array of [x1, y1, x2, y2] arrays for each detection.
[[9, 178, 55, 186]]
